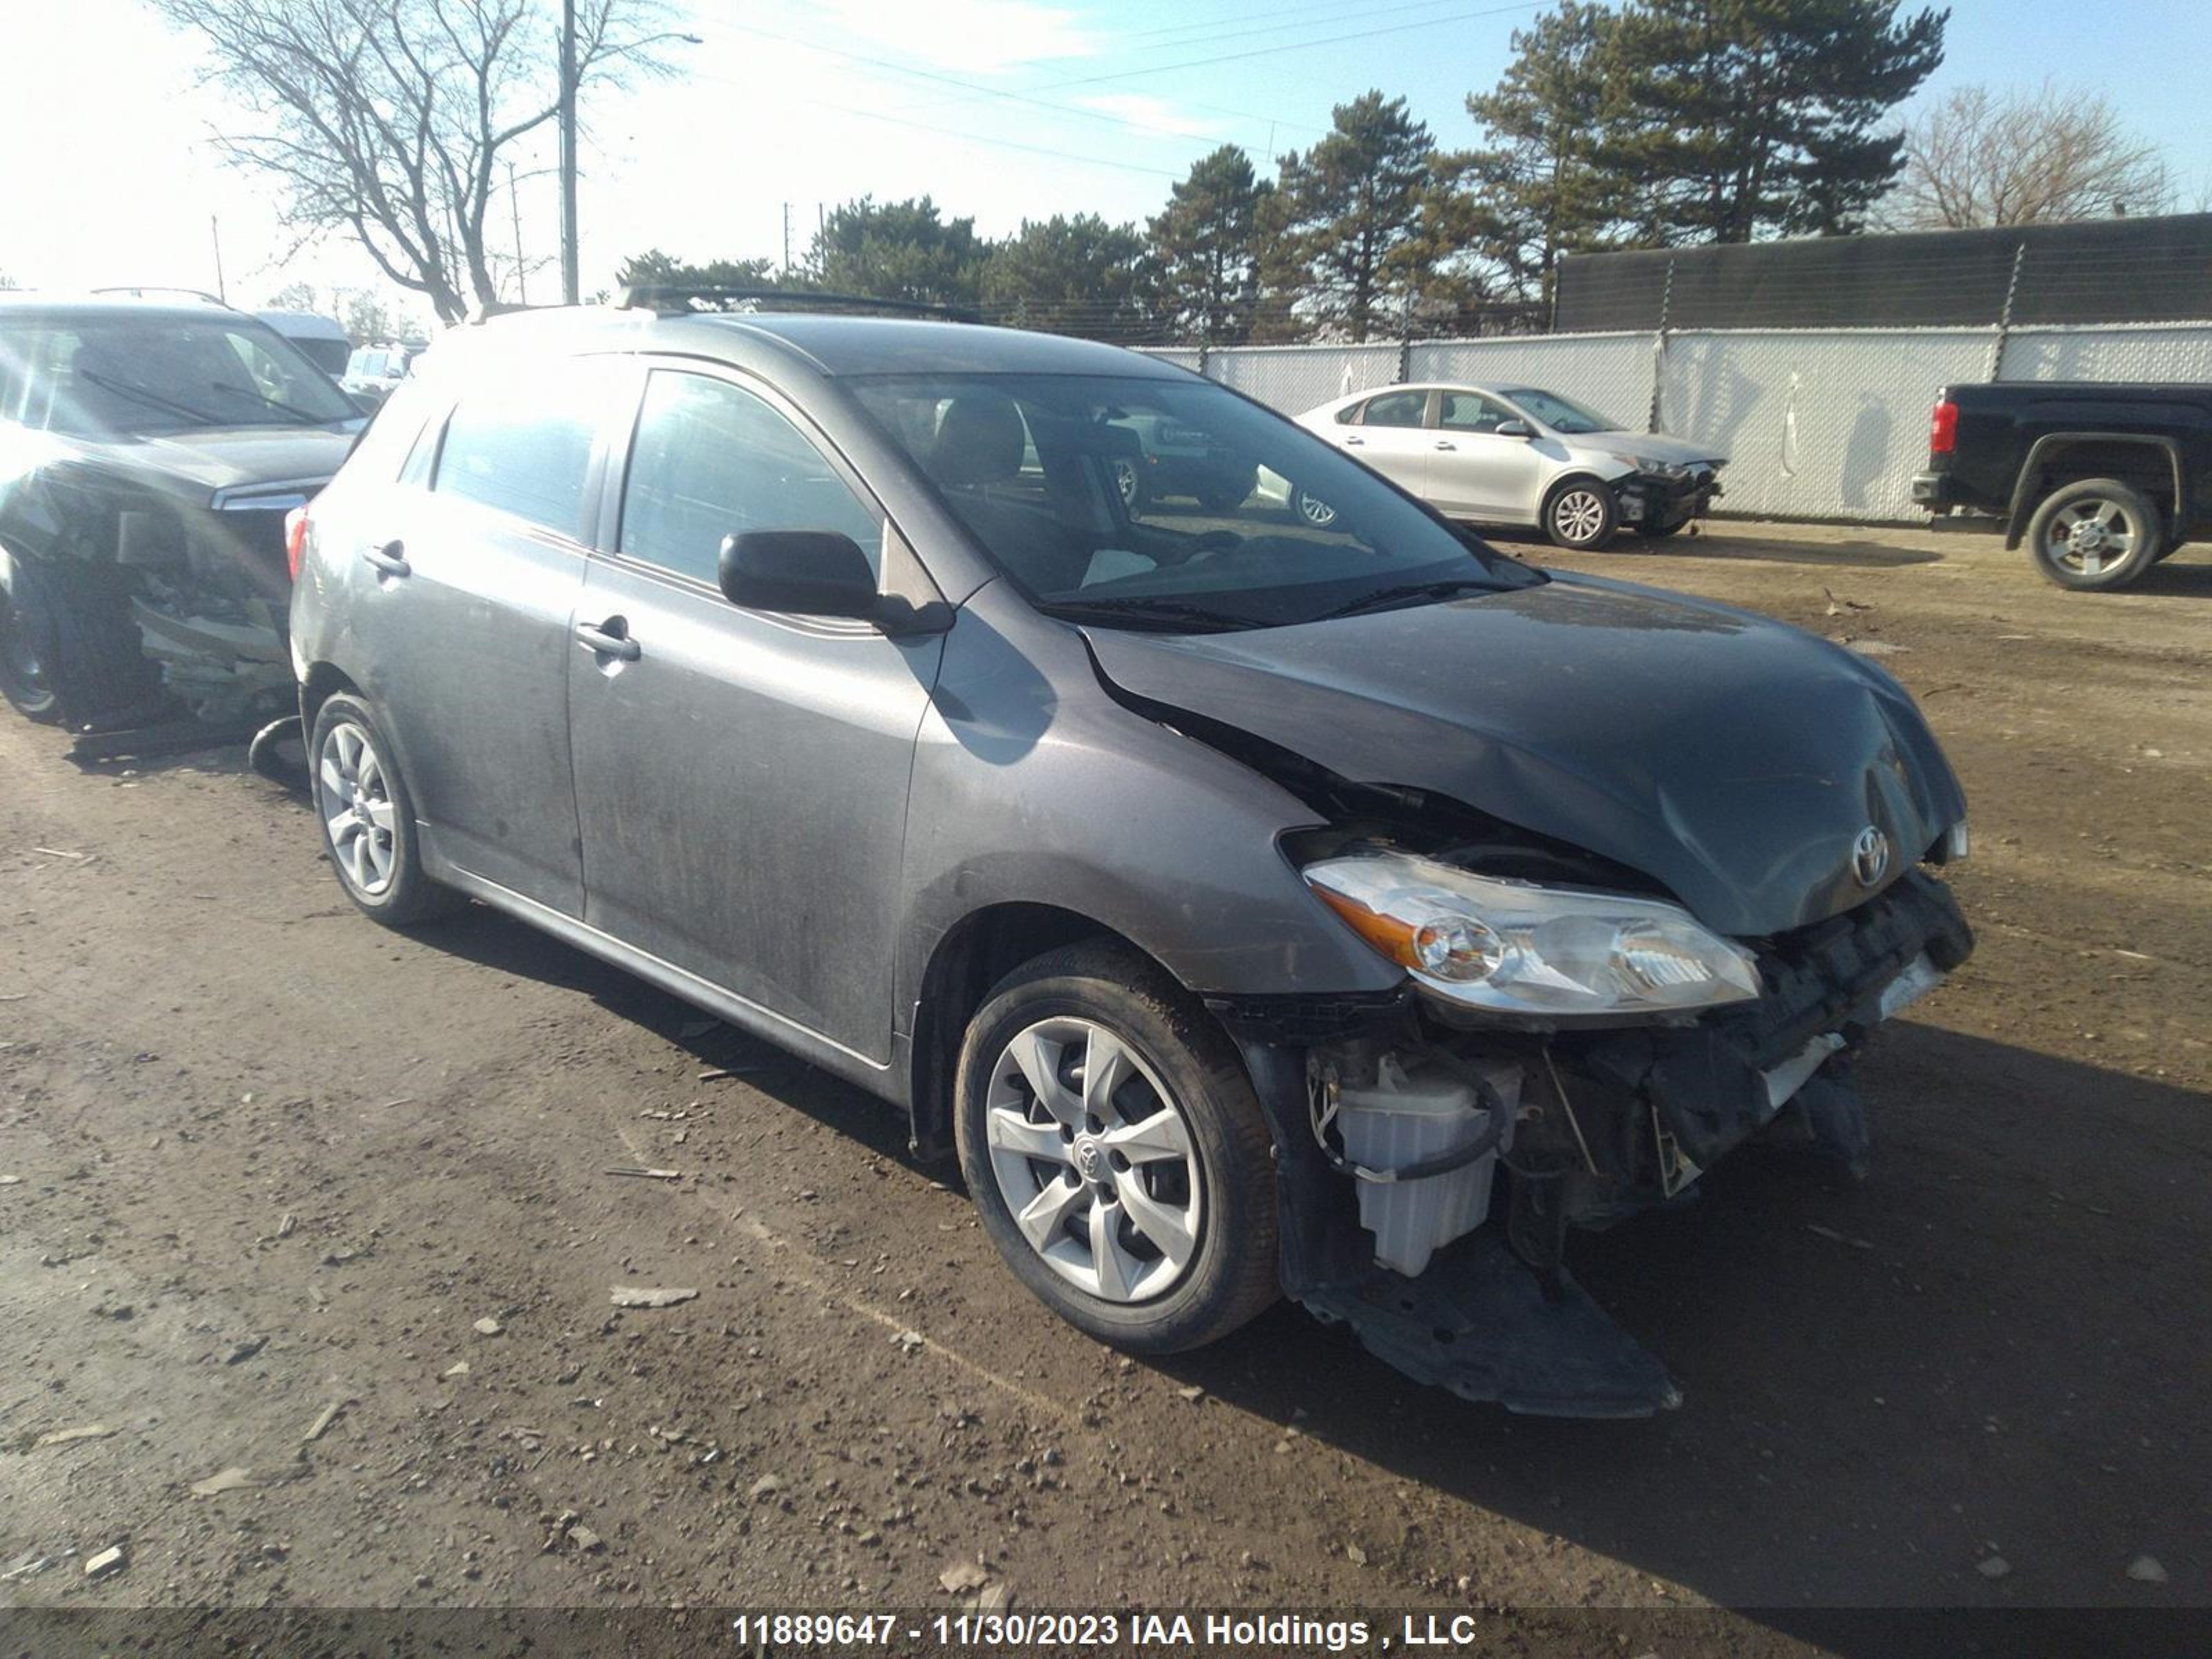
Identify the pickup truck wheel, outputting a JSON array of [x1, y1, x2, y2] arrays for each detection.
[[2026, 478, 2162, 590], [0, 545, 61, 722], [954, 940, 1279, 1354], [1545, 478, 1618, 550]]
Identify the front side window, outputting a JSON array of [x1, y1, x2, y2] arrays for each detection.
[[618, 371, 881, 586], [850, 371, 1537, 632], [1360, 390, 1430, 429], [433, 366, 610, 538], [1440, 391, 1515, 434]]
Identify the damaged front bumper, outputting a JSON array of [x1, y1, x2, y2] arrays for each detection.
[[1212, 871, 1972, 1418], [1615, 466, 1723, 532]]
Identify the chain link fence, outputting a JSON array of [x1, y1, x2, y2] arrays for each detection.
[[1143, 321, 2212, 523]]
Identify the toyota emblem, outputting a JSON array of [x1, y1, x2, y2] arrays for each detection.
[[1851, 825, 1891, 888]]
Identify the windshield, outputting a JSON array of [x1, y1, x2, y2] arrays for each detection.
[[850, 371, 1535, 630], [0, 314, 362, 436], [1500, 388, 1623, 435]]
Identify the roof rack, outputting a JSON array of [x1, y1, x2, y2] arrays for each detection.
[[89, 285, 236, 308], [615, 284, 980, 325]]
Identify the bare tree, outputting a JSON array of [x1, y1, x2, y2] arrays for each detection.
[[1888, 82, 2175, 229], [149, 0, 674, 322]]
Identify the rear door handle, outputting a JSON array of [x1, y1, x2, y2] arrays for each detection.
[[576, 619, 641, 662], [362, 540, 411, 577]]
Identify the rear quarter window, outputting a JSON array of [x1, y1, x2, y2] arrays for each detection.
[[431, 363, 618, 539]]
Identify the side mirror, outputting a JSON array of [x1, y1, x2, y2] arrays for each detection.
[[718, 530, 879, 619], [1495, 419, 1533, 439]]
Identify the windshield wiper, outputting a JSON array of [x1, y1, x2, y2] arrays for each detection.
[[204, 382, 332, 426], [1038, 596, 1262, 632], [77, 368, 223, 427], [1311, 577, 1499, 621]]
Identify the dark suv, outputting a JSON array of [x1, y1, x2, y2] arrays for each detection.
[[288, 296, 1974, 1415], [0, 294, 364, 730]]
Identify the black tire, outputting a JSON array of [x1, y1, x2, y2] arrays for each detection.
[[309, 693, 463, 928], [0, 544, 61, 722], [1110, 456, 1148, 515], [1544, 477, 1618, 550], [0, 552, 162, 728], [2025, 477, 2162, 591], [1196, 473, 1254, 513], [953, 939, 1279, 1354]]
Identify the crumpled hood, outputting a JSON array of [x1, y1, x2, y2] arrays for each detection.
[[71, 424, 360, 500], [1083, 574, 1966, 937], [1579, 430, 1725, 469]]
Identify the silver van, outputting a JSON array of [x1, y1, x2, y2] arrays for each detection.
[[288, 297, 1973, 1415]]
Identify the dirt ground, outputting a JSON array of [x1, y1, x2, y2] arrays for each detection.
[[1, 518, 2206, 1649]]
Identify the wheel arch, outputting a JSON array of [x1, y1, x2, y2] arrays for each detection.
[[2004, 433, 2185, 549], [905, 901, 1170, 1161], [297, 661, 363, 733]]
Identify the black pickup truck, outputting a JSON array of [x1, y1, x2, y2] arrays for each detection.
[[1911, 382, 2212, 590]]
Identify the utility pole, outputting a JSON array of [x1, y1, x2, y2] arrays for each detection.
[[559, 0, 579, 305], [210, 216, 226, 303], [782, 202, 792, 274], [507, 160, 528, 306]]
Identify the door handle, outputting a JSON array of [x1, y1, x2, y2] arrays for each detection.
[[575, 619, 641, 662], [1342, 435, 1365, 447], [362, 540, 411, 577], [1434, 440, 1457, 451]]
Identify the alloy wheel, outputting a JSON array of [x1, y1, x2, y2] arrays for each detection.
[[982, 1016, 1203, 1304], [317, 720, 399, 897], [1297, 490, 1338, 528], [1112, 458, 1141, 508], [1553, 488, 1609, 545], [2044, 496, 2136, 578]]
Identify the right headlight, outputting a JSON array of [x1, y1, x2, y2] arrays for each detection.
[[1302, 851, 1762, 1020]]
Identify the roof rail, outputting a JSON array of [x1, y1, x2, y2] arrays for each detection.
[[89, 285, 236, 308], [616, 284, 980, 324]]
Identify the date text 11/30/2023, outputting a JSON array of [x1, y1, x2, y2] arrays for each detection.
[[726, 1613, 1530, 1651]]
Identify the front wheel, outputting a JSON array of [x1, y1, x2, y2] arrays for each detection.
[[953, 940, 1279, 1354], [0, 545, 60, 722], [1295, 489, 1338, 528], [2026, 478, 2162, 590], [1544, 479, 1618, 550], [1110, 456, 1147, 514]]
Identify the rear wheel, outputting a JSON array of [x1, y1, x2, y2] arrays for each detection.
[[1544, 478, 1618, 550], [0, 545, 59, 722], [310, 693, 463, 927], [1110, 456, 1147, 514], [954, 940, 1278, 1354], [1295, 489, 1338, 528], [2025, 477, 2161, 591]]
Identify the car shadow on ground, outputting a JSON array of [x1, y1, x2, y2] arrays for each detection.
[[404, 903, 2209, 1640], [1482, 525, 1947, 569]]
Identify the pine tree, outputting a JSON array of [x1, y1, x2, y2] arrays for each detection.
[[1606, 0, 1948, 243], [1271, 93, 1438, 341], [1461, 1, 1633, 302], [807, 198, 993, 307], [1145, 146, 1269, 346], [982, 215, 1151, 340]]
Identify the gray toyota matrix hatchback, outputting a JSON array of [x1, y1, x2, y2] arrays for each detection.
[[289, 296, 1974, 1416]]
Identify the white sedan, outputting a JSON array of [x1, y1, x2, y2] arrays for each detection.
[[1293, 383, 1725, 550]]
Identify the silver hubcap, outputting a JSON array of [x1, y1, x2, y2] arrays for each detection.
[[1298, 492, 1335, 527], [1555, 489, 1606, 543], [1112, 458, 1139, 507], [2050, 499, 2135, 574], [318, 722, 398, 897], [984, 1017, 1202, 1304]]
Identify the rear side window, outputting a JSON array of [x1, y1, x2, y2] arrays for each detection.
[[618, 371, 881, 586], [1359, 390, 1428, 429], [433, 367, 608, 538]]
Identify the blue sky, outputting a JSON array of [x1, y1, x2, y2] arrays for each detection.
[[6, 0, 2209, 321]]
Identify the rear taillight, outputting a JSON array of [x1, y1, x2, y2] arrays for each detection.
[[1929, 397, 1958, 456], [284, 506, 310, 581]]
